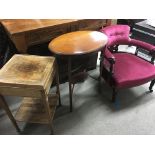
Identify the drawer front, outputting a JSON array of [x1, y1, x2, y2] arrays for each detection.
[[26, 25, 70, 46]]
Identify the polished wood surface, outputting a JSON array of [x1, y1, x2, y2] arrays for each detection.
[[49, 31, 108, 55], [0, 54, 55, 90], [1, 19, 77, 34], [1, 19, 110, 53], [49, 30, 107, 112]]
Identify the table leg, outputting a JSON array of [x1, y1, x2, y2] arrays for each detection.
[[41, 91, 54, 134], [55, 60, 61, 106], [68, 57, 73, 112], [0, 95, 20, 133]]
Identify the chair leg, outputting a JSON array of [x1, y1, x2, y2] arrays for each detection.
[[99, 51, 103, 82], [149, 79, 155, 92], [112, 88, 117, 102]]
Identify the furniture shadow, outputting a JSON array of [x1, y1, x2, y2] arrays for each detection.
[[20, 105, 72, 135], [20, 123, 51, 135], [94, 81, 154, 112]]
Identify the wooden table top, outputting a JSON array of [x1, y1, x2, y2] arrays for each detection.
[[0, 54, 55, 89], [1, 19, 78, 35], [48, 31, 108, 55]]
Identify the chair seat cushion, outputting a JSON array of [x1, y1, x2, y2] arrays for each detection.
[[113, 53, 155, 88]]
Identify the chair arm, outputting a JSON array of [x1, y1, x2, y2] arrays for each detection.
[[102, 49, 115, 74], [104, 48, 115, 64], [129, 39, 155, 53]]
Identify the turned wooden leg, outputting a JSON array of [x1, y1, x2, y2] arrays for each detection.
[[0, 95, 20, 133], [149, 79, 155, 92], [55, 61, 61, 107], [68, 57, 73, 112], [99, 52, 103, 82]]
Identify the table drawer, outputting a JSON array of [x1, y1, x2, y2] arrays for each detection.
[[26, 25, 70, 46]]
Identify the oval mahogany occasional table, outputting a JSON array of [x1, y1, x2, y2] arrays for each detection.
[[49, 31, 108, 112]]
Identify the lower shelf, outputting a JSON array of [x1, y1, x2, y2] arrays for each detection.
[[15, 94, 58, 124]]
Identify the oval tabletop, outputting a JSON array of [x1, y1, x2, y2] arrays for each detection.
[[48, 31, 108, 55]]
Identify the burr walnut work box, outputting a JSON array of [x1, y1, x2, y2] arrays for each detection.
[[0, 54, 61, 134]]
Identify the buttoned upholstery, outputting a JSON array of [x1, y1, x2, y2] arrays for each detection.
[[100, 25, 155, 102]]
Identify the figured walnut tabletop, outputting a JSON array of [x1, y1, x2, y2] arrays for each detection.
[[0, 54, 55, 92], [49, 31, 108, 55]]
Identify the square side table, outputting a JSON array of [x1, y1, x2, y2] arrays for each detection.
[[0, 54, 61, 134]]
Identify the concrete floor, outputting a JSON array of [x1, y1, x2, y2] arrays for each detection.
[[1, 46, 155, 135]]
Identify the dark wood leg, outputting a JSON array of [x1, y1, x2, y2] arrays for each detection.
[[68, 57, 73, 112], [112, 88, 117, 102], [55, 60, 61, 107], [0, 95, 20, 133], [71, 84, 75, 95], [149, 79, 155, 92]]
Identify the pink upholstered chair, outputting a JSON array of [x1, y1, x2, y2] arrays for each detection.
[[100, 25, 155, 102]]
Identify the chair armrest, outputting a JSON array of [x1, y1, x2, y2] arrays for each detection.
[[104, 48, 115, 64], [129, 39, 155, 53], [102, 49, 115, 74]]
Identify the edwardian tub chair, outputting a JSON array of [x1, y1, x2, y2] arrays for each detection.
[[100, 25, 155, 102]]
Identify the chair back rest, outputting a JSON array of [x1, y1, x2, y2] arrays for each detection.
[[100, 25, 131, 47]]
